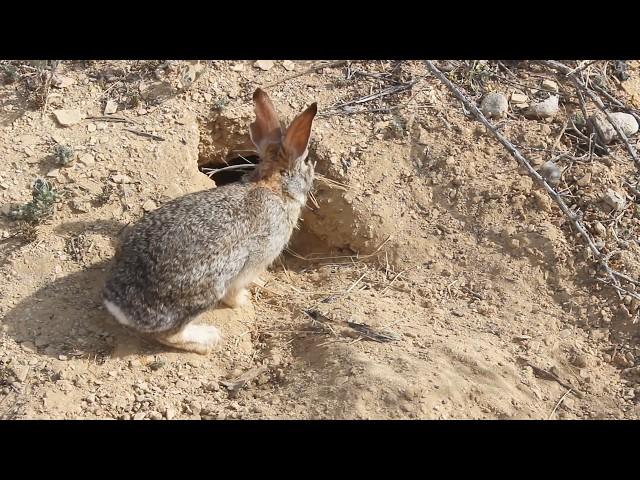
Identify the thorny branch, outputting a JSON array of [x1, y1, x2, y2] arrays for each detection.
[[424, 60, 640, 304], [539, 60, 640, 173]]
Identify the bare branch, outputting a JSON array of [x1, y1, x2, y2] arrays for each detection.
[[425, 60, 640, 303]]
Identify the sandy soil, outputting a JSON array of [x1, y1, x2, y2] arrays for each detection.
[[1, 59, 640, 419]]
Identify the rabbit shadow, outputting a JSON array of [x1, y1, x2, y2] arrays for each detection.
[[2, 258, 133, 360], [4, 217, 259, 361], [3, 219, 159, 360]]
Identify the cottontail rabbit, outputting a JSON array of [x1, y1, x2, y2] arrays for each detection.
[[103, 88, 318, 354]]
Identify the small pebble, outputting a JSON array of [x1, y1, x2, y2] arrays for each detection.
[[576, 172, 591, 187], [12, 365, 29, 383], [254, 60, 274, 71], [78, 154, 95, 167], [53, 109, 82, 127], [112, 174, 132, 184], [590, 112, 638, 144], [540, 160, 561, 185], [148, 411, 163, 420], [541, 79, 558, 92], [602, 188, 625, 211], [104, 100, 118, 115], [592, 221, 607, 237], [526, 95, 559, 119], [510, 93, 528, 104], [572, 354, 588, 368], [142, 200, 157, 212], [480, 92, 508, 119], [51, 75, 75, 89]]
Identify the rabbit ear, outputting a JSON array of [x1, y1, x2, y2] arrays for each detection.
[[249, 88, 282, 152], [283, 102, 318, 160]]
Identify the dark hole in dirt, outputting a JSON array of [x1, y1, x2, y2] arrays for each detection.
[[199, 154, 260, 186]]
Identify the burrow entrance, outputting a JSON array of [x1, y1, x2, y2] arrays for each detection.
[[199, 153, 260, 186], [195, 112, 380, 261]]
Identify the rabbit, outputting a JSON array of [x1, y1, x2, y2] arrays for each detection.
[[102, 88, 318, 354]]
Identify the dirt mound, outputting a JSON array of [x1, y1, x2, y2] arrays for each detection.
[[1, 60, 639, 419]]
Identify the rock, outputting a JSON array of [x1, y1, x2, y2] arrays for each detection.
[[541, 79, 558, 92], [614, 353, 630, 368], [610, 112, 638, 137], [71, 200, 90, 213], [282, 60, 295, 71], [602, 188, 625, 210], [590, 112, 615, 144], [230, 63, 244, 72], [593, 221, 607, 237], [480, 92, 508, 119], [79, 154, 95, 166], [511, 93, 528, 104], [559, 329, 572, 339], [590, 112, 638, 144], [148, 411, 163, 420], [112, 174, 132, 184], [104, 100, 118, 115], [526, 95, 559, 119], [184, 62, 205, 85], [510, 93, 528, 108], [142, 200, 157, 212], [53, 109, 82, 127], [165, 407, 176, 420], [133, 411, 146, 420], [576, 172, 591, 187], [12, 365, 29, 383], [572, 354, 589, 368], [540, 160, 561, 185], [47, 169, 60, 178], [87, 123, 96, 133], [175, 379, 188, 389], [51, 75, 75, 89], [254, 60, 274, 71]]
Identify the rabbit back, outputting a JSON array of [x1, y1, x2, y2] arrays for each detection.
[[103, 182, 296, 333]]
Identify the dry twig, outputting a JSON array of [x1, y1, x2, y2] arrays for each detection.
[[263, 60, 348, 89], [425, 60, 640, 303], [124, 129, 165, 141], [547, 388, 573, 419], [525, 361, 584, 399], [540, 60, 640, 172]]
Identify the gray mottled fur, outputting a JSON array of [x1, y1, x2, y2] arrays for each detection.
[[102, 161, 313, 333]]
